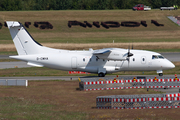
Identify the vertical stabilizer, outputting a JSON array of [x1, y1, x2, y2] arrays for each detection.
[[6, 21, 42, 55]]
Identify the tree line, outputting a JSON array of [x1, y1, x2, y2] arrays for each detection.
[[0, 0, 179, 11]]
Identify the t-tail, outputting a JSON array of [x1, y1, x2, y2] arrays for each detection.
[[6, 21, 63, 67], [7, 21, 43, 55]]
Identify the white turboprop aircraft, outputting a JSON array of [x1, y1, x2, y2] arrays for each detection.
[[6, 21, 175, 77]]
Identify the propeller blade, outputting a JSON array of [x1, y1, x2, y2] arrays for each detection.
[[127, 52, 133, 57], [126, 57, 130, 67], [126, 45, 133, 67], [127, 45, 133, 57]]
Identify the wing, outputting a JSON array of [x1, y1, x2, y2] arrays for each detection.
[[93, 49, 127, 61], [93, 49, 111, 55]]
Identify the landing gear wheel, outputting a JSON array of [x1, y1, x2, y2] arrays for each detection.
[[98, 73, 105, 77], [159, 73, 163, 76]]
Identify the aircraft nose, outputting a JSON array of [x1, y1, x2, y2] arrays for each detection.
[[161, 60, 175, 69], [166, 61, 175, 69], [169, 62, 175, 69]]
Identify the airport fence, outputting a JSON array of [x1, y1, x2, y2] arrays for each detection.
[[79, 76, 180, 91], [96, 93, 180, 109], [0, 79, 28, 87]]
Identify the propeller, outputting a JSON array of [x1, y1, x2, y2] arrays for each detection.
[[127, 46, 133, 57], [126, 46, 133, 67]]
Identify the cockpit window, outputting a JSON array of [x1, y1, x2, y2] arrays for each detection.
[[152, 55, 164, 59], [152, 55, 158, 59], [158, 55, 164, 59]]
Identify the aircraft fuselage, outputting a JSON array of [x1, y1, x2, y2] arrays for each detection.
[[10, 48, 175, 75]]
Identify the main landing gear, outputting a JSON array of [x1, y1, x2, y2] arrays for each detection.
[[159, 73, 163, 76], [98, 72, 105, 77], [157, 70, 163, 76]]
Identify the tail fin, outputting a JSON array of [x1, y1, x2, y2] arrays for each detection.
[[6, 21, 42, 55]]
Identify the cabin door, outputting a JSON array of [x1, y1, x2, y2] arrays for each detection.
[[71, 57, 77, 69]]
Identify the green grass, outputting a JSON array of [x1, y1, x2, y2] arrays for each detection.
[[31, 38, 180, 44], [152, 49, 180, 52], [0, 51, 17, 55], [0, 97, 87, 120], [0, 9, 180, 43], [0, 10, 180, 53], [0, 80, 164, 120]]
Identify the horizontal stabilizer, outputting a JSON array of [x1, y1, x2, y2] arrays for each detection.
[[27, 62, 44, 67], [7, 21, 20, 28]]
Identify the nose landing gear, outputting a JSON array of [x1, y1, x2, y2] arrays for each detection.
[[157, 70, 163, 76]]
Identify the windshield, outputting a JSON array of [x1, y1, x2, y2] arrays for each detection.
[[152, 55, 164, 59], [158, 55, 164, 59]]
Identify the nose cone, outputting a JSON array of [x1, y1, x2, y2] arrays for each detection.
[[163, 60, 175, 69], [169, 62, 175, 69]]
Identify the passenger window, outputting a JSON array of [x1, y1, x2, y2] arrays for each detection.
[[83, 58, 85, 62], [143, 58, 145, 61], [133, 58, 135, 61]]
